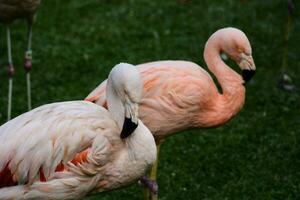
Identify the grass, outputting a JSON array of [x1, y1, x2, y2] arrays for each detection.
[[0, 0, 299, 199]]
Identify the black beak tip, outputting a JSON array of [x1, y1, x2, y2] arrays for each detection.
[[120, 117, 138, 139], [242, 70, 256, 84]]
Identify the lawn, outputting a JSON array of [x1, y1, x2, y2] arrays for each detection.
[[0, 0, 299, 199]]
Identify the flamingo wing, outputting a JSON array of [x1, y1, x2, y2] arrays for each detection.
[[0, 101, 119, 187]]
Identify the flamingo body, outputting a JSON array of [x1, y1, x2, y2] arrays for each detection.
[[86, 28, 256, 199], [0, 64, 157, 199]]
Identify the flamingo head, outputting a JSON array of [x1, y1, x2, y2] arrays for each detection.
[[108, 63, 142, 139], [218, 27, 256, 83]]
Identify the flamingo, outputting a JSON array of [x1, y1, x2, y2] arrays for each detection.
[[0, 63, 157, 199], [85, 27, 256, 199], [0, 0, 41, 119]]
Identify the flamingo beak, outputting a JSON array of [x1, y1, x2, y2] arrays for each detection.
[[120, 117, 138, 139], [242, 70, 256, 83], [120, 102, 139, 139], [239, 53, 256, 84]]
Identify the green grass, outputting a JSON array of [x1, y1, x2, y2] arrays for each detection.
[[0, 0, 299, 199]]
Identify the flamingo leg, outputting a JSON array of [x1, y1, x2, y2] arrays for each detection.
[[24, 24, 33, 110], [143, 142, 162, 200], [6, 26, 14, 121]]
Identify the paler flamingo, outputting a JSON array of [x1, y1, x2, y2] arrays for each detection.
[[85, 27, 256, 199], [0, 63, 157, 199], [0, 0, 41, 119]]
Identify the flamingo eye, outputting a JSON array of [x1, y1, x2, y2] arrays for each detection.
[[238, 48, 243, 53]]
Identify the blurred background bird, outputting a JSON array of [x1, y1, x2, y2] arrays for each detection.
[[0, 0, 41, 120]]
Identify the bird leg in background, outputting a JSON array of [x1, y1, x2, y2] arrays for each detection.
[[24, 24, 33, 110], [142, 142, 162, 200], [6, 26, 15, 121], [141, 176, 158, 199], [278, 0, 296, 92]]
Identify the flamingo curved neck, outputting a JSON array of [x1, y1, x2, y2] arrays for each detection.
[[200, 34, 246, 127], [106, 80, 125, 129]]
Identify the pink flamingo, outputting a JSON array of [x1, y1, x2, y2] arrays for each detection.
[[85, 27, 256, 199], [0, 63, 157, 199]]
